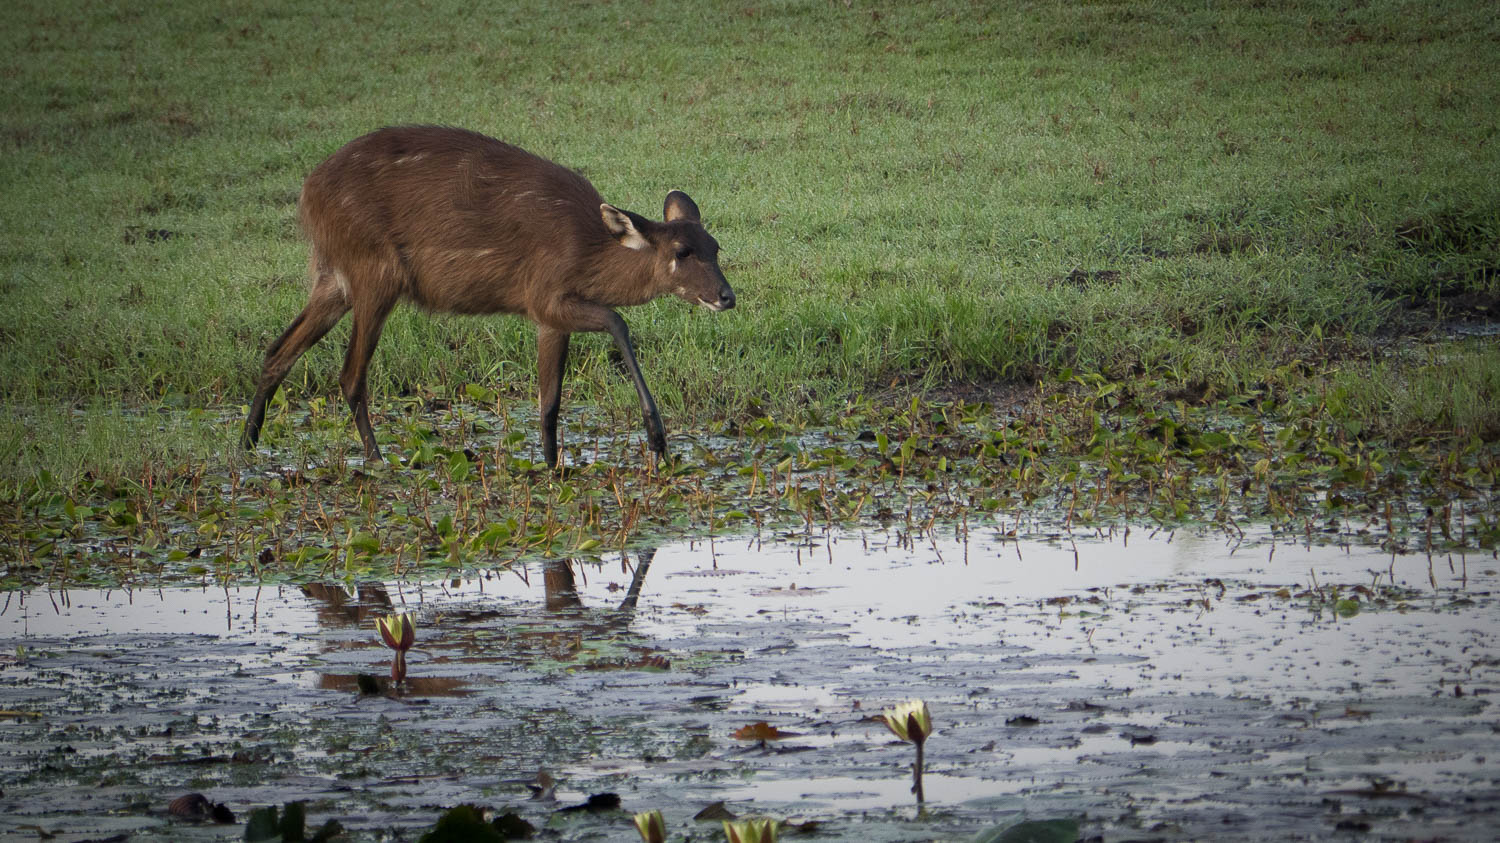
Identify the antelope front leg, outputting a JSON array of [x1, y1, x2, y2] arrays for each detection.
[[600, 311, 668, 462], [537, 326, 571, 470], [549, 302, 667, 465]]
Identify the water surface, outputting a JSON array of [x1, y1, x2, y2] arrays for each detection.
[[2, 527, 1495, 841]]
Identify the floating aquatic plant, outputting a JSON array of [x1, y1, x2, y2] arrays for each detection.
[[375, 612, 416, 682], [5, 382, 1497, 592], [882, 698, 933, 803]]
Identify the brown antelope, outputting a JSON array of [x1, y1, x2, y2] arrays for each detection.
[[241, 126, 735, 468]]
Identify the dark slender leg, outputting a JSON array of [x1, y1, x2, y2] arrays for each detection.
[[545, 301, 667, 465], [537, 327, 571, 470], [601, 312, 667, 460], [340, 296, 395, 460], [243, 283, 348, 450]]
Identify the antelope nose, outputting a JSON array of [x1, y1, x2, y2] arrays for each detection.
[[718, 288, 736, 311]]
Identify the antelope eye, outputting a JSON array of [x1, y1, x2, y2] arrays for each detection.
[[674, 245, 692, 260]]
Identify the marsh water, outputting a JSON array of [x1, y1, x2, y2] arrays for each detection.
[[2, 526, 1497, 841]]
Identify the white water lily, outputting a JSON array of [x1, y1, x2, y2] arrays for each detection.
[[881, 699, 933, 804], [881, 699, 932, 745]]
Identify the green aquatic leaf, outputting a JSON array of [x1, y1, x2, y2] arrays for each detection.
[[464, 383, 497, 405], [447, 452, 472, 482], [474, 523, 512, 549], [348, 532, 381, 555]]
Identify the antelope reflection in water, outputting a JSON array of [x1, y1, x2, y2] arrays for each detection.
[[298, 549, 659, 696]]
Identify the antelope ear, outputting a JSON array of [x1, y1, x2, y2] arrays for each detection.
[[601, 204, 650, 251], [663, 190, 701, 223]]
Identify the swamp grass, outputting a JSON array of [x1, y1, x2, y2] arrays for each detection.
[[2, 0, 1498, 569]]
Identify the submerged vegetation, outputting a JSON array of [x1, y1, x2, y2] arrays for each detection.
[[2, 0, 1498, 581]]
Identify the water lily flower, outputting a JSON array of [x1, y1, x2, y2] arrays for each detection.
[[722, 818, 777, 843], [374, 612, 416, 682], [375, 612, 415, 651], [881, 699, 933, 804], [881, 699, 932, 745], [633, 809, 665, 843]]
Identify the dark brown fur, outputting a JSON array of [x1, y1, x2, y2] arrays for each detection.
[[242, 126, 735, 467]]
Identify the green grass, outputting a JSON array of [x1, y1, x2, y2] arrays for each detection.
[[1315, 338, 1500, 440], [2, 0, 1498, 493]]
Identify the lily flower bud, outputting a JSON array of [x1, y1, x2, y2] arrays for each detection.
[[633, 810, 665, 843], [881, 699, 933, 746]]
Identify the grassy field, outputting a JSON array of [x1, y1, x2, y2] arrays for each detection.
[[2, 0, 1498, 495]]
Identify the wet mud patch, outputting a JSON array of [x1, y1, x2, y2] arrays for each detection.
[[2, 528, 1499, 841]]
